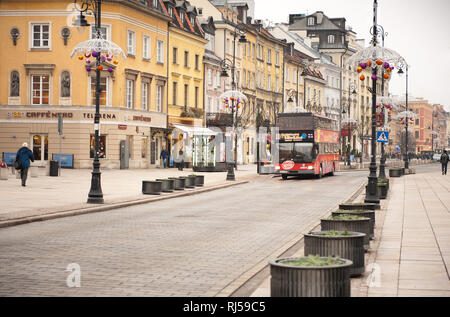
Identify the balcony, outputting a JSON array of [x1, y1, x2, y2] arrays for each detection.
[[206, 112, 233, 127]]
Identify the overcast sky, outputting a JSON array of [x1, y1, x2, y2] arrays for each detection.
[[255, 0, 450, 110]]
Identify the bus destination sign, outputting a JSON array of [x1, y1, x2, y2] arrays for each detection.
[[280, 131, 314, 143]]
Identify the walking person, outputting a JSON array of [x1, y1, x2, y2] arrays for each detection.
[[15, 142, 35, 187], [440, 150, 449, 175], [178, 147, 184, 171], [160, 148, 169, 169]]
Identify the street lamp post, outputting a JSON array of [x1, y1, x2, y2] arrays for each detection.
[[220, 23, 247, 181], [73, 0, 104, 204], [345, 84, 357, 166], [398, 64, 409, 169]]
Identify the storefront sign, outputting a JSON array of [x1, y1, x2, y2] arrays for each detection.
[[118, 124, 127, 130], [52, 154, 74, 168], [7, 111, 73, 119], [83, 113, 117, 120], [132, 115, 152, 122], [2, 152, 16, 166]]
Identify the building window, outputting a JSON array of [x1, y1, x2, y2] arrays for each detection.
[[126, 79, 134, 109], [31, 75, 50, 105], [184, 51, 189, 67], [195, 86, 199, 107], [143, 35, 150, 60], [172, 82, 177, 105], [180, 11, 185, 24], [141, 137, 148, 159], [128, 135, 133, 159], [184, 84, 189, 107], [328, 35, 335, 44], [91, 26, 108, 40], [153, 0, 158, 9], [127, 30, 136, 56], [415, 131, 419, 139], [157, 40, 164, 63], [142, 82, 149, 111], [276, 76, 279, 93], [31, 23, 50, 48], [267, 74, 271, 90], [216, 72, 221, 88], [90, 76, 108, 106], [156, 85, 163, 112], [168, 7, 173, 17], [307, 17, 315, 26], [173, 47, 178, 64], [90, 135, 106, 159], [275, 52, 280, 66], [207, 69, 212, 86], [267, 49, 272, 64], [205, 33, 215, 52], [195, 54, 199, 70], [207, 97, 212, 113], [10, 70, 20, 97]]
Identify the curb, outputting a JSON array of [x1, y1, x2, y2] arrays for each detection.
[[0, 180, 250, 229], [217, 178, 367, 297]]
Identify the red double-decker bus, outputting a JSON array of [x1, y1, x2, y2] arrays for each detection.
[[275, 113, 340, 180]]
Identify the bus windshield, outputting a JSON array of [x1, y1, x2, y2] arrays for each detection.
[[279, 143, 317, 163]]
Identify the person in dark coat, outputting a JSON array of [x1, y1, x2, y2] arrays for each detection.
[[16, 142, 35, 187], [160, 148, 169, 169], [440, 150, 449, 175]]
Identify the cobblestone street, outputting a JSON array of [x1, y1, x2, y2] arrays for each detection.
[[0, 171, 365, 296]]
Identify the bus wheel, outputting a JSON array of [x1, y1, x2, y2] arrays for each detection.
[[282, 174, 288, 180]]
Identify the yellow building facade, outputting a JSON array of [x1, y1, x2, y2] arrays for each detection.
[[0, 0, 171, 169]]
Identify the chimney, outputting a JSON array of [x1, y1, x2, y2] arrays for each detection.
[[316, 11, 324, 24]]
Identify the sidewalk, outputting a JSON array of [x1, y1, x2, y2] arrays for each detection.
[[0, 165, 261, 226], [249, 165, 450, 297]]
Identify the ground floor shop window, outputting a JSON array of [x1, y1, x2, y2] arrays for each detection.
[[32, 134, 48, 161], [193, 136, 215, 168], [90, 135, 106, 158]]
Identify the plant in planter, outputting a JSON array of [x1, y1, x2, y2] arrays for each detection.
[[304, 231, 366, 277], [270, 255, 353, 297], [389, 168, 403, 177], [339, 202, 379, 211], [321, 215, 370, 251], [332, 210, 375, 239]]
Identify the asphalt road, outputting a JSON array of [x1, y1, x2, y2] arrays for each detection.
[[0, 170, 367, 297]]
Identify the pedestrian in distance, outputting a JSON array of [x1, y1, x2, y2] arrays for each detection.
[[440, 150, 449, 175], [178, 147, 184, 171], [15, 142, 35, 187], [160, 148, 170, 169]]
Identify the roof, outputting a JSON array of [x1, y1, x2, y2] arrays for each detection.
[[162, 0, 205, 39]]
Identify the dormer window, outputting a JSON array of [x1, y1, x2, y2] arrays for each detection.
[[168, 7, 173, 17], [307, 17, 314, 26], [153, 0, 158, 9], [328, 35, 335, 44], [180, 12, 185, 24]]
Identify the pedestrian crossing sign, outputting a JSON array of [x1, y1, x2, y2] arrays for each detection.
[[377, 131, 389, 143]]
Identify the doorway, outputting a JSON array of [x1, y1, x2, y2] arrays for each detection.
[[31, 134, 48, 165]]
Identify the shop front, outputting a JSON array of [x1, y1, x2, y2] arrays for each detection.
[[0, 106, 167, 169]]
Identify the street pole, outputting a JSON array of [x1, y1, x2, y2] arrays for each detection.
[[365, 0, 380, 205], [404, 65, 409, 169], [87, 0, 104, 203], [378, 26, 387, 180]]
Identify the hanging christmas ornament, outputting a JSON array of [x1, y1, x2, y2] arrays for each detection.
[[371, 75, 377, 80], [101, 55, 106, 62], [376, 59, 383, 65], [98, 65, 103, 71], [86, 59, 91, 64], [360, 75, 365, 81], [384, 74, 390, 79], [113, 60, 119, 65], [92, 50, 99, 58], [84, 52, 91, 58], [367, 60, 373, 67], [86, 66, 91, 71], [78, 55, 84, 60], [108, 67, 113, 73], [357, 67, 363, 73]]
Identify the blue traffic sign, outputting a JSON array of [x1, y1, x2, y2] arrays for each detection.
[[377, 131, 389, 143]]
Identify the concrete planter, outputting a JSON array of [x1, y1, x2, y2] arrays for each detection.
[[321, 218, 371, 251], [389, 168, 403, 178], [0, 168, 8, 180], [339, 203, 378, 211], [304, 232, 366, 277], [184, 176, 196, 188], [142, 181, 162, 195], [169, 177, 185, 190], [193, 175, 204, 187], [156, 179, 173, 193], [332, 211, 375, 239], [270, 257, 353, 297]]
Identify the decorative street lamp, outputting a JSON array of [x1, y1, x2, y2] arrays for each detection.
[[220, 23, 247, 181], [346, 0, 406, 206], [71, 0, 125, 204]]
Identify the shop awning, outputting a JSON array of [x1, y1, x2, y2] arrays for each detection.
[[172, 124, 219, 136]]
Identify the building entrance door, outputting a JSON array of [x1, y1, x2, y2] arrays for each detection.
[[31, 134, 48, 165]]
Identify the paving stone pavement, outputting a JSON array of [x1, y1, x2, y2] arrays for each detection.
[[0, 171, 366, 296], [249, 164, 450, 297]]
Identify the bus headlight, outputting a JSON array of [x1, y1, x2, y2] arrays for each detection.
[[275, 166, 281, 170], [307, 166, 314, 170]]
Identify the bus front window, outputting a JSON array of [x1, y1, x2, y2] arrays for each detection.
[[279, 143, 315, 163]]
